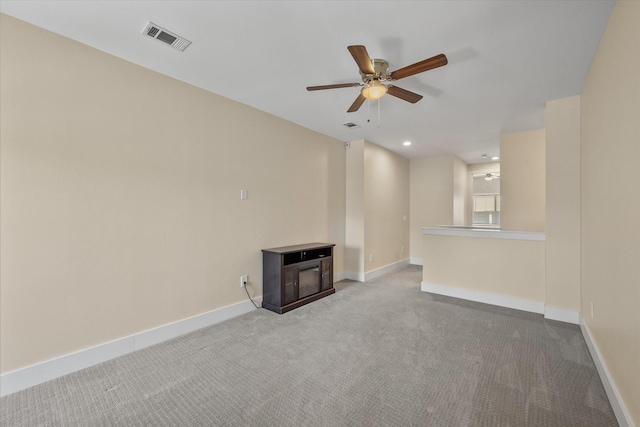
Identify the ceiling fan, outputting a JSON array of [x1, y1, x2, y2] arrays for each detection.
[[473, 173, 500, 181], [306, 45, 447, 113]]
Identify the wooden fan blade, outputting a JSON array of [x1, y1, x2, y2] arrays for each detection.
[[389, 54, 448, 80], [347, 94, 366, 113], [306, 83, 361, 91], [387, 85, 423, 103], [347, 45, 375, 75]]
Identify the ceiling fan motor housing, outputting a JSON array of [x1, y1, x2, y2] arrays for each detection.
[[360, 59, 390, 83]]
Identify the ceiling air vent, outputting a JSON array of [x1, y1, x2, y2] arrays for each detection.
[[142, 22, 191, 52], [342, 122, 361, 129]]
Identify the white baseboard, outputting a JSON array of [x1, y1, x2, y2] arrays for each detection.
[[0, 298, 261, 397], [341, 271, 365, 282], [580, 320, 633, 427], [421, 281, 545, 315], [365, 259, 410, 282], [544, 305, 580, 325], [333, 271, 349, 282], [410, 257, 423, 266], [421, 282, 581, 325], [340, 259, 411, 283]]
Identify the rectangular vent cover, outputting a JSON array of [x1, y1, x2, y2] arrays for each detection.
[[342, 122, 361, 129], [142, 22, 191, 52]]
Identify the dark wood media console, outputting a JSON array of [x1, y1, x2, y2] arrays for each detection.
[[262, 242, 335, 314]]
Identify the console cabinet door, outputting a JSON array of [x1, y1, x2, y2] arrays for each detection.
[[283, 266, 298, 305], [321, 258, 332, 291]]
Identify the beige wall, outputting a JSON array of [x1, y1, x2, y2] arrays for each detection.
[[545, 96, 581, 313], [452, 156, 468, 226], [580, 0, 640, 424], [0, 14, 346, 373], [500, 129, 546, 232], [345, 140, 365, 278], [363, 142, 410, 273], [422, 234, 545, 304], [345, 140, 409, 279], [409, 155, 456, 261]]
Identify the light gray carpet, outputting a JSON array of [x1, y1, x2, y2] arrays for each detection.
[[1, 265, 617, 426]]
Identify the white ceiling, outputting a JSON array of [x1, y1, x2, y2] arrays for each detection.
[[0, 1, 614, 163]]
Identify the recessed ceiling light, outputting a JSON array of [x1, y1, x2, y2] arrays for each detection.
[[492, 156, 499, 160], [403, 141, 412, 146]]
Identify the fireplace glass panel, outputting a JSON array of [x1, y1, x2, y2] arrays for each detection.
[[299, 266, 320, 299]]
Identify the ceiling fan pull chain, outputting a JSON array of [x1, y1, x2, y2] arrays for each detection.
[[377, 98, 381, 128]]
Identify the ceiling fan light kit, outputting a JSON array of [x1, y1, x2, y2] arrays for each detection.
[[361, 80, 388, 100], [306, 45, 447, 113]]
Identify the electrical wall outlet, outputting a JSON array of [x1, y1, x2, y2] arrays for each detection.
[[240, 275, 248, 288], [401, 246, 404, 254], [369, 254, 374, 263]]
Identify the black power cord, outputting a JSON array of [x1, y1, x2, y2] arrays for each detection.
[[244, 282, 260, 309]]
